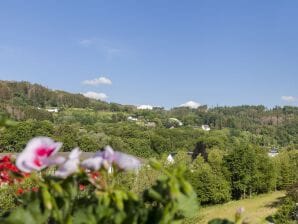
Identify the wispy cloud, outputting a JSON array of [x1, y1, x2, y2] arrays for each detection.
[[82, 76, 112, 86], [105, 47, 121, 59], [179, 101, 201, 109], [78, 38, 123, 59], [281, 96, 297, 102], [78, 39, 93, 47], [83, 91, 107, 101]]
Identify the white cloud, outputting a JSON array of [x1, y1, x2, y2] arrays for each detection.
[[281, 96, 297, 102], [83, 91, 107, 101], [179, 101, 201, 109], [78, 38, 123, 59], [137, 105, 153, 110], [82, 77, 112, 86], [78, 39, 93, 47]]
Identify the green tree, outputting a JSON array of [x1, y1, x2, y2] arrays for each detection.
[[188, 156, 231, 204], [224, 144, 257, 199]]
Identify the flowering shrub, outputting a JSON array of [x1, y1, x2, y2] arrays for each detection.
[[0, 137, 198, 224], [0, 155, 28, 187], [0, 169, 37, 215]]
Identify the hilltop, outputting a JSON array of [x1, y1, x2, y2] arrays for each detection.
[[0, 80, 297, 151]]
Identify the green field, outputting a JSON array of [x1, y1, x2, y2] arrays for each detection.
[[193, 191, 285, 224]]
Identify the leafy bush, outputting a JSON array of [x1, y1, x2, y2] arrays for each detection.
[[188, 156, 231, 205], [0, 175, 38, 215], [273, 183, 298, 224], [0, 137, 198, 224], [1, 162, 198, 224], [0, 186, 16, 215]]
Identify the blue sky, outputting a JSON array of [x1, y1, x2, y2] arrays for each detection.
[[0, 1, 298, 108]]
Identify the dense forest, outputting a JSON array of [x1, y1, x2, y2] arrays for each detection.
[[0, 81, 297, 220]]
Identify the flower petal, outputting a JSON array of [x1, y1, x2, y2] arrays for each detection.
[[54, 148, 81, 178], [25, 137, 62, 156], [54, 159, 79, 178], [16, 157, 33, 173], [81, 157, 103, 171], [43, 156, 66, 166], [68, 148, 81, 160], [114, 152, 141, 170], [87, 146, 141, 171], [94, 145, 115, 162]]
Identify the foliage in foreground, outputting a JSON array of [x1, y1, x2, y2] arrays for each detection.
[[0, 136, 198, 224], [273, 182, 298, 224], [1, 163, 198, 224]]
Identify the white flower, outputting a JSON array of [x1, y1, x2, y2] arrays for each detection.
[[81, 157, 103, 170], [16, 137, 62, 173], [113, 151, 141, 170], [44, 156, 66, 166], [54, 148, 81, 178], [94, 145, 114, 163], [81, 146, 141, 171]]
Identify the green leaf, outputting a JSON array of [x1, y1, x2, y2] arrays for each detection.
[[41, 187, 52, 210], [176, 192, 198, 218]]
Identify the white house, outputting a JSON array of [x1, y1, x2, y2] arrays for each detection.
[[137, 105, 153, 110], [166, 154, 175, 164], [169, 118, 183, 126], [46, 108, 59, 113], [127, 116, 138, 122], [202, 125, 211, 131], [268, 148, 279, 157]]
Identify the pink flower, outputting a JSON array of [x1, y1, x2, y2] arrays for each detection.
[[79, 184, 86, 191], [16, 137, 63, 173], [236, 207, 245, 215], [235, 207, 245, 221], [54, 148, 81, 178]]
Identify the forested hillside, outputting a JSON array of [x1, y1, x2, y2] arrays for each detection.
[[0, 80, 297, 221], [0, 80, 297, 151], [0, 80, 134, 120]]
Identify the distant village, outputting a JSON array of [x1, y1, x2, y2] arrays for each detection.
[[39, 106, 279, 161]]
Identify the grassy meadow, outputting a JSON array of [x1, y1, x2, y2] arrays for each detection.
[[191, 191, 285, 224]]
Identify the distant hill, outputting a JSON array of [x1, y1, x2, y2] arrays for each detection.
[[0, 80, 134, 120], [0, 80, 108, 107], [0, 80, 298, 135]]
